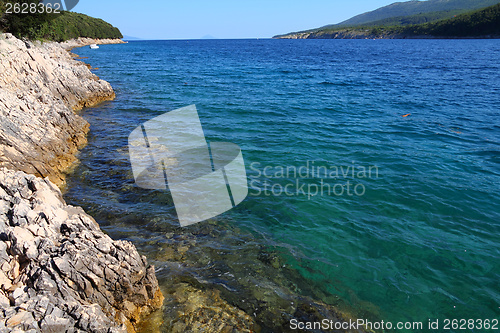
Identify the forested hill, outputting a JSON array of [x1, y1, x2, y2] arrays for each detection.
[[334, 0, 500, 27], [274, 2, 500, 39], [400, 2, 500, 37], [0, 0, 122, 41]]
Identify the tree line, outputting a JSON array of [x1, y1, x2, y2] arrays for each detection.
[[0, 0, 123, 41]]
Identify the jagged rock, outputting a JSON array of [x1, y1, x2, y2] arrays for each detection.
[[0, 168, 164, 332], [0, 33, 121, 186]]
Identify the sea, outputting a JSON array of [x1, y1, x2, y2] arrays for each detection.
[[66, 39, 500, 332]]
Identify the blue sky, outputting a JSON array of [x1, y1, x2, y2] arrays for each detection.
[[74, 0, 399, 39]]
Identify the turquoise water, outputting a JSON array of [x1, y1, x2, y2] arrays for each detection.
[[66, 40, 500, 331]]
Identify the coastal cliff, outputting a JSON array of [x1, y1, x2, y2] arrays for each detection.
[[0, 33, 121, 186], [0, 34, 164, 332]]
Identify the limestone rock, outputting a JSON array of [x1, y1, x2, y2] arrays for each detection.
[[0, 168, 164, 332], [0, 33, 120, 185]]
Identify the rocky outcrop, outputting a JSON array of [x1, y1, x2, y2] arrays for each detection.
[[0, 33, 121, 186], [59, 37, 126, 51], [0, 168, 163, 332]]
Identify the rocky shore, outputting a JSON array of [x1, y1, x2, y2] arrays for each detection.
[[0, 33, 123, 186], [0, 34, 163, 332], [0, 169, 163, 332]]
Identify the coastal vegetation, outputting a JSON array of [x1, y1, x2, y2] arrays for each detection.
[[0, 0, 122, 41], [341, 9, 487, 27], [400, 2, 500, 37], [275, 2, 500, 39], [333, 0, 500, 27]]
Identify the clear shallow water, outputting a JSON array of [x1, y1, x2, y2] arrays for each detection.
[[67, 39, 500, 331]]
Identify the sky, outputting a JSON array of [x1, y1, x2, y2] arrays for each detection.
[[73, 0, 401, 40]]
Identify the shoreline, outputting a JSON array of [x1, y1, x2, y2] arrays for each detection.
[[0, 33, 375, 332], [0, 33, 163, 332], [273, 31, 500, 39], [65, 41, 378, 332]]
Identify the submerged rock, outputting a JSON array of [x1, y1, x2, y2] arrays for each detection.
[[162, 283, 259, 333], [0, 33, 119, 186], [0, 168, 164, 332]]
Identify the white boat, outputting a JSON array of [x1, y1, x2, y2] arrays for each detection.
[[89, 44, 99, 49]]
